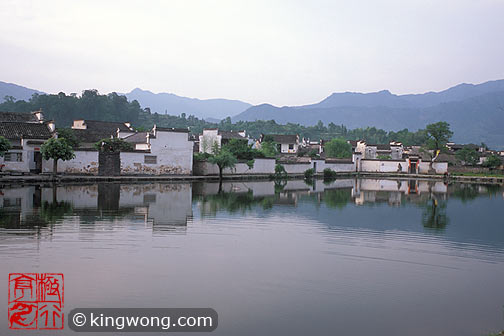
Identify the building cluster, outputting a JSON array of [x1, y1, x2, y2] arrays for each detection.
[[1, 110, 501, 176], [0, 111, 193, 175]]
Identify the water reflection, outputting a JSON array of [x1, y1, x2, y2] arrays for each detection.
[[0, 183, 193, 234], [1, 178, 503, 241], [1, 178, 504, 336]]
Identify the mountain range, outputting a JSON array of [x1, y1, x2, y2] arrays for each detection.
[[1, 79, 503, 148], [122, 88, 251, 121], [233, 80, 504, 148], [0, 81, 44, 102]]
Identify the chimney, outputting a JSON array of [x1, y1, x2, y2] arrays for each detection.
[[46, 120, 55, 133], [33, 109, 44, 123]]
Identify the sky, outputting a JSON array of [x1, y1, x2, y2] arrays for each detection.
[[1, 0, 503, 106]]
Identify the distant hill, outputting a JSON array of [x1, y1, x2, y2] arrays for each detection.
[[0, 81, 44, 102], [234, 80, 504, 149], [123, 88, 251, 120]]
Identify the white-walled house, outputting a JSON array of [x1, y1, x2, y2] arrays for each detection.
[[258, 134, 300, 154], [0, 111, 54, 173], [198, 129, 247, 154], [121, 126, 193, 175], [43, 123, 194, 175]]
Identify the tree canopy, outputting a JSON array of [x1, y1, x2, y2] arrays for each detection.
[[41, 138, 75, 174], [94, 137, 134, 153], [324, 138, 352, 158], [482, 154, 502, 168], [208, 146, 237, 180], [425, 122, 453, 151], [455, 147, 479, 166]]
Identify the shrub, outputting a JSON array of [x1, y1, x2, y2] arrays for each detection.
[[323, 168, 337, 179], [272, 164, 287, 179], [304, 168, 315, 179], [94, 137, 133, 153]]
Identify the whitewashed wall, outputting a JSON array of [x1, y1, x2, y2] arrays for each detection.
[[199, 130, 220, 153], [360, 160, 408, 173], [317, 161, 356, 173], [418, 162, 448, 174], [194, 158, 276, 175], [1, 149, 30, 172], [121, 131, 193, 175], [42, 150, 99, 174], [282, 163, 312, 174]]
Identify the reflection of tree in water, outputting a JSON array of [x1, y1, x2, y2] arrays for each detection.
[[0, 200, 73, 232], [450, 184, 479, 203], [421, 198, 449, 231], [39, 201, 73, 223], [273, 179, 287, 194], [198, 190, 277, 216], [322, 189, 352, 209]]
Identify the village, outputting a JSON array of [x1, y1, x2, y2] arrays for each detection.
[[0, 110, 503, 179]]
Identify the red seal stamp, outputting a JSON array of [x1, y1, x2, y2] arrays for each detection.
[[8, 273, 64, 330]]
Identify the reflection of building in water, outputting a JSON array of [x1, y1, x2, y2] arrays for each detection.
[[352, 179, 448, 206], [0, 183, 192, 232]]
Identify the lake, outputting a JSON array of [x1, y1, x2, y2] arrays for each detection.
[[1, 178, 504, 335]]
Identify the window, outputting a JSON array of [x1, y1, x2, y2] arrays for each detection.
[[289, 144, 294, 150], [144, 155, 157, 164], [143, 194, 156, 203], [4, 152, 23, 162], [3, 198, 22, 207]]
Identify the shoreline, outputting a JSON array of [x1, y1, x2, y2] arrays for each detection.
[[0, 172, 503, 186]]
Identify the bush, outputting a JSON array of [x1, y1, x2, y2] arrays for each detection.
[[323, 168, 337, 179], [482, 154, 502, 168], [94, 137, 133, 153], [304, 168, 315, 179], [194, 152, 212, 161], [272, 164, 287, 179]]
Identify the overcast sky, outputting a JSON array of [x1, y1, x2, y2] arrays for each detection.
[[1, 0, 503, 106]]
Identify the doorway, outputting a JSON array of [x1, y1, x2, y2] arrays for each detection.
[[33, 151, 42, 174]]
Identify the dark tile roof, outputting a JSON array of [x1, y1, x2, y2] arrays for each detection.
[[79, 120, 132, 132], [325, 158, 353, 163], [376, 144, 391, 150], [347, 140, 358, 147], [70, 129, 114, 144], [449, 143, 479, 150], [262, 134, 298, 143], [276, 156, 311, 164], [218, 130, 246, 139], [156, 127, 189, 133], [0, 122, 53, 140], [0, 111, 39, 123], [124, 132, 148, 144]]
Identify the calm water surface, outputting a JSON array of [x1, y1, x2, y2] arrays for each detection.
[[1, 179, 504, 335]]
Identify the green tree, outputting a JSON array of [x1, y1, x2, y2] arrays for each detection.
[[0, 136, 11, 157], [222, 138, 260, 160], [482, 154, 502, 168], [94, 137, 133, 153], [425, 122, 453, 151], [455, 147, 479, 166], [208, 147, 237, 181], [325, 138, 352, 158], [259, 140, 278, 158], [41, 138, 76, 175], [56, 128, 80, 148], [273, 163, 287, 180]]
